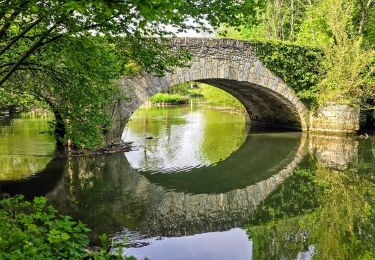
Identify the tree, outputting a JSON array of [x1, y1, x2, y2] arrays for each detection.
[[238, 0, 320, 41], [226, 0, 374, 118], [0, 0, 247, 88], [0, 0, 250, 149], [317, 0, 374, 108]]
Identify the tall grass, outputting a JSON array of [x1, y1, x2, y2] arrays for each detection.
[[149, 93, 189, 104]]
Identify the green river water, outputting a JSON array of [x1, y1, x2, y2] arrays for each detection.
[[0, 105, 374, 260]]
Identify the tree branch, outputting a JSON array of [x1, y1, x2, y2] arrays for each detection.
[[359, 0, 373, 35], [0, 0, 11, 22], [0, 23, 59, 87], [0, 8, 22, 39], [0, 17, 43, 56]]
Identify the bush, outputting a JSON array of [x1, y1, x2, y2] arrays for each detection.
[[0, 196, 91, 258], [0, 195, 135, 259]]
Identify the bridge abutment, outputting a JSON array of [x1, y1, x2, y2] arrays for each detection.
[[310, 104, 360, 134]]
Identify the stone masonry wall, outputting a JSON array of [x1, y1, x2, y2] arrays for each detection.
[[310, 104, 360, 134], [107, 38, 310, 142], [107, 38, 360, 142]]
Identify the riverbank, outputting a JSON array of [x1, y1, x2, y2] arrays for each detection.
[[56, 141, 134, 158], [149, 82, 246, 112], [149, 93, 189, 105], [201, 104, 245, 114]]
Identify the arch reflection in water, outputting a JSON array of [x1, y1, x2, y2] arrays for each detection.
[[123, 105, 248, 173], [42, 132, 306, 241]]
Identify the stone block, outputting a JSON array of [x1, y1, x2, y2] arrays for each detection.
[[310, 103, 359, 134]]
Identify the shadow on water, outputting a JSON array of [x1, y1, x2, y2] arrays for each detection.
[[143, 132, 304, 194], [0, 158, 66, 198]]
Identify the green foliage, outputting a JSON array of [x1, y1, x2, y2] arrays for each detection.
[[124, 62, 142, 78], [224, 0, 375, 111], [0, 0, 253, 149], [0, 89, 41, 112], [0, 195, 136, 259], [249, 167, 327, 225], [361, 3, 375, 48], [248, 40, 324, 107], [295, 2, 334, 47], [0, 0, 248, 88], [20, 36, 124, 149], [237, 0, 318, 42], [166, 82, 194, 96], [2, 35, 193, 149], [149, 93, 189, 104], [318, 38, 374, 107], [317, 0, 375, 107], [0, 195, 90, 258], [220, 24, 325, 108]]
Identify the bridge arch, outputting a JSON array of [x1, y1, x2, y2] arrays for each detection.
[[108, 38, 309, 141]]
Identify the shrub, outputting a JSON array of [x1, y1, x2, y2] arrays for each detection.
[[0, 195, 135, 259], [0, 196, 91, 258]]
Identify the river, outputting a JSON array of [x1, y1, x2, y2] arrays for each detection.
[[0, 104, 374, 260]]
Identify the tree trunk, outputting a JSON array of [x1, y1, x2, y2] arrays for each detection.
[[290, 0, 295, 40], [359, 0, 373, 35]]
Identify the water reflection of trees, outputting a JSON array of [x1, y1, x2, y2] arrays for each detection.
[[246, 136, 375, 259], [125, 107, 188, 137], [47, 154, 161, 243], [0, 111, 55, 180], [201, 109, 247, 163], [124, 105, 248, 172]]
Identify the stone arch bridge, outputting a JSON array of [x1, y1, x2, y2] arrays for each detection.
[[107, 38, 357, 142]]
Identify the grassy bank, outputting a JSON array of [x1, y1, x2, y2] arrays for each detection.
[[198, 83, 245, 111], [149, 83, 245, 112], [149, 93, 189, 105]]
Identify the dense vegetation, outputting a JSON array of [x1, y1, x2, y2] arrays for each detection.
[[225, 0, 374, 116], [0, 195, 135, 259], [249, 40, 324, 107]]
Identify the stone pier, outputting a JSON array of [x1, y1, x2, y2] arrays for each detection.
[[310, 104, 360, 134]]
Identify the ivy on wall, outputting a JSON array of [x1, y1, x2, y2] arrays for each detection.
[[248, 40, 324, 108]]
